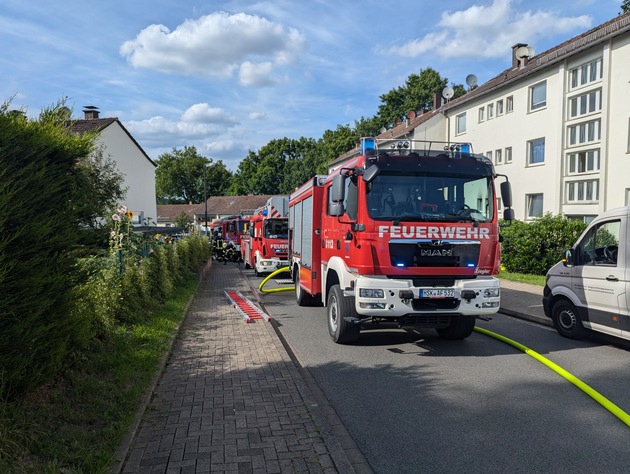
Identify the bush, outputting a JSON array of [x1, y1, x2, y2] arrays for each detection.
[[500, 213, 587, 275], [0, 107, 93, 398]]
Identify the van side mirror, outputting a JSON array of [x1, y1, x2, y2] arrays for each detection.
[[562, 248, 575, 267]]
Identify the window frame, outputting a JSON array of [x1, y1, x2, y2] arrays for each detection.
[[455, 112, 466, 135], [526, 193, 544, 219], [529, 81, 547, 111], [505, 146, 513, 164], [527, 137, 545, 166]]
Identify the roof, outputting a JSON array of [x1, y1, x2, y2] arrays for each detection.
[[441, 11, 630, 112], [335, 11, 630, 162], [67, 117, 156, 167], [157, 195, 277, 222]]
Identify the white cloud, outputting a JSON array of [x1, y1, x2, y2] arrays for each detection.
[[386, 0, 592, 59], [248, 111, 266, 120], [239, 61, 276, 87], [181, 103, 232, 123], [119, 11, 305, 85]]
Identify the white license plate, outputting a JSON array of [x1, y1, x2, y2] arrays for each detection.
[[419, 289, 455, 298]]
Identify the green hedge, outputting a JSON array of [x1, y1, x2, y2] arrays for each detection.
[[0, 109, 93, 398], [500, 213, 587, 275]]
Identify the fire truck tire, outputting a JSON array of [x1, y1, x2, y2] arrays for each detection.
[[295, 272, 313, 307], [327, 285, 360, 344], [436, 315, 476, 340]]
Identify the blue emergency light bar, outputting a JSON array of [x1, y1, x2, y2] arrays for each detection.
[[361, 137, 376, 156], [262, 209, 268, 216]]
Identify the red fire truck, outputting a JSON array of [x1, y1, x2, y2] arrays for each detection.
[[212, 215, 248, 262], [289, 137, 514, 344], [241, 196, 289, 276]]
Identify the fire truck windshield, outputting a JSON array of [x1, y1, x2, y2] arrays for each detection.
[[365, 172, 494, 223], [264, 219, 289, 239]]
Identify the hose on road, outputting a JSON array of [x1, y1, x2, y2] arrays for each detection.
[[474, 326, 630, 428], [258, 266, 294, 293]]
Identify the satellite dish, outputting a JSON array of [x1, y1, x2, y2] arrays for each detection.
[[515, 46, 535, 59], [380, 127, 387, 133], [442, 86, 454, 100], [465, 74, 478, 88]]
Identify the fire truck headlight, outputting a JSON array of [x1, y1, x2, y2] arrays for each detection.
[[360, 302, 387, 309], [359, 288, 384, 298], [484, 288, 500, 298]]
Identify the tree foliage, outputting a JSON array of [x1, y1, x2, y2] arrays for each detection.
[[622, 0, 630, 14], [377, 67, 448, 126], [155, 146, 232, 204], [0, 102, 94, 398]]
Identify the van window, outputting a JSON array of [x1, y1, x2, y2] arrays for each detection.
[[579, 220, 620, 266]]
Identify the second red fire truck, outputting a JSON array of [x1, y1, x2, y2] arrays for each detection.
[[241, 196, 289, 276], [289, 137, 514, 344]]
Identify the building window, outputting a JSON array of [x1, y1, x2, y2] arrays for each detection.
[[627, 118, 630, 153], [567, 149, 600, 174], [495, 149, 502, 165], [626, 188, 630, 206], [568, 120, 600, 146], [567, 179, 599, 202], [486, 150, 493, 162], [530, 81, 547, 111], [505, 146, 512, 164], [496, 100, 504, 116], [487, 103, 494, 119], [506, 96, 514, 113], [526, 194, 544, 219], [497, 198, 502, 211], [570, 58, 603, 90], [478, 107, 485, 123], [569, 89, 601, 119], [527, 138, 545, 165], [456, 113, 466, 135]]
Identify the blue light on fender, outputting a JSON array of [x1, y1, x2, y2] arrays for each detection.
[[396, 263, 405, 267], [467, 263, 476, 267], [262, 209, 268, 216], [361, 138, 376, 156]]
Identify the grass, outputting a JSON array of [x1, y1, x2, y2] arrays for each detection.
[[498, 270, 546, 286], [0, 273, 199, 473]]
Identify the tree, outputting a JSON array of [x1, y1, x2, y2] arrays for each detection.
[[155, 146, 231, 203], [622, 0, 630, 13], [377, 67, 448, 126]]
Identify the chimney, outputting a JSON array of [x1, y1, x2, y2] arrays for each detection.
[[433, 92, 442, 110], [83, 105, 100, 119], [512, 43, 528, 68]]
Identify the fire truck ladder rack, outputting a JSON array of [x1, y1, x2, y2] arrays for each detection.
[[225, 290, 271, 323]]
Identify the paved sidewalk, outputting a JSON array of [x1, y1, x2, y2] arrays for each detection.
[[117, 262, 368, 473], [499, 279, 550, 327]]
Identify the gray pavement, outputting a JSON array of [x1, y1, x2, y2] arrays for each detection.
[[112, 262, 548, 473]]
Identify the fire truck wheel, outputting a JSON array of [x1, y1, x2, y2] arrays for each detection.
[[436, 315, 476, 340], [327, 285, 360, 344]]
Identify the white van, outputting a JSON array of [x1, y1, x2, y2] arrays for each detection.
[[543, 206, 628, 341]]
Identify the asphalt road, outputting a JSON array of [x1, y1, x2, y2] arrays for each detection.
[[247, 269, 630, 473]]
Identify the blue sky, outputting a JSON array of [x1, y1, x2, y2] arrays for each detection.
[[1, 0, 623, 171]]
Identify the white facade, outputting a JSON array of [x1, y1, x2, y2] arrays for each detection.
[[96, 123, 157, 224], [411, 14, 630, 222]]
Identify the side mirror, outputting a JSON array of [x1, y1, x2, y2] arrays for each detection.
[[500, 181, 513, 208], [503, 208, 515, 221], [562, 248, 575, 267], [331, 174, 345, 203], [362, 164, 380, 184]]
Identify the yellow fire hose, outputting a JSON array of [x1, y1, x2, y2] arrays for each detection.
[[474, 326, 630, 428], [258, 266, 295, 293]]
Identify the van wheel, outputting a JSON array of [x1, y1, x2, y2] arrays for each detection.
[[327, 285, 360, 344], [295, 271, 312, 307], [552, 300, 585, 339], [436, 315, 476, 340]]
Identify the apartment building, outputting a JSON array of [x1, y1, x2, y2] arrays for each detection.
[[437, 13, 630, 222]]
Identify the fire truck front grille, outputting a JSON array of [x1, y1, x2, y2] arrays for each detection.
[[411, 298, 460, 311], [398, 314, 452, 328], [389, 241, 480, 268]]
